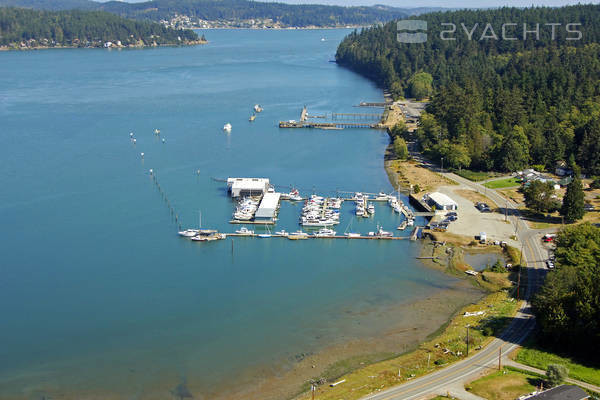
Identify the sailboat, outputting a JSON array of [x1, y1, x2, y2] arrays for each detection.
[[258, 225, 272, 238], [343, 220, 361, 238]]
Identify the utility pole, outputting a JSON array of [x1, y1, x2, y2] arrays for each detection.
[[441, 157, 444, 173], [466, 325, 470, 356], [498, 347, 502, 370]]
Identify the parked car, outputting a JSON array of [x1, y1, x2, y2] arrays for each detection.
[[584, 203, 595, 211], [476, 202, 491, 212], [546, 260, 555, 269], [542, 234, 556, 242]]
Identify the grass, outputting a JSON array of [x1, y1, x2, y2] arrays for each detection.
[[466, 368, 541, 400], [454, 169, 495, 182], [484, 178, 522, 189], [515, 338, 600, 386], [296, 290, 521, 400]]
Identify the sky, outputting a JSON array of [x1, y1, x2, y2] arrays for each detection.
[[113, 0, 599, 9]]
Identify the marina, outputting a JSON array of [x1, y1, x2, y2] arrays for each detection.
[[279, 106, 386, 130], [179, 177, 427, 242]]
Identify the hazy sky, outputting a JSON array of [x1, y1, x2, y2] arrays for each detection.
[[118, 0, 599, 9]]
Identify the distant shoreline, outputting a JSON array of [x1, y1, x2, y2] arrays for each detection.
[[0, 39, 207, 52]]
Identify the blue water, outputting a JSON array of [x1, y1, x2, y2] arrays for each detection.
[[0, 30, 478, 398]]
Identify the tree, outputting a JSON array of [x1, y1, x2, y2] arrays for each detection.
[[407, 72, 433, 100], [532, 224, 600, 357], [390, 121, 408, 139], [560, 167, 585, 223], [522, 180, 560, 214], [499, 125, 530, 172], [546, 364, 569, 387], [393, 136, 408, 160]]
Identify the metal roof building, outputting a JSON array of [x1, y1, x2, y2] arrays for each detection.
[[425, 192, 458, 211], [227, 178, 270, 198], [255, 193, 281, 220]]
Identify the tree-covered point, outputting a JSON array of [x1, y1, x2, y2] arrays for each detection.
[[336, 4, 600, 173], [0, 7, 199, 47], [532, 223, 600, 358]]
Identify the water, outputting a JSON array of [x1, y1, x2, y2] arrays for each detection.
[[0, 30, 479, 398]]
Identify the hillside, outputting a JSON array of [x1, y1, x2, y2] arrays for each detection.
[[336, 5, 600, 174], [0, 0, 441, 28], [0, 7, 201, 49]]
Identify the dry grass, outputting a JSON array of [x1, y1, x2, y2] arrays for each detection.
[[295, 292, 521, 400], [466, 368, 540, 400], [381, 104, 405, 128], [386, 159, 455, 192], [427, 231, 479, 247], [455, 189, 498, 209], [498, 188, 524, 205]]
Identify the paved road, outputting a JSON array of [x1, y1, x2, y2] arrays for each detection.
[[360, 173, 553, 400]]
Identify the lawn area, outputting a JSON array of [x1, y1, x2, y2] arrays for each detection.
[[484, 178, 522, 189], [466, 368, 540, 400], [455, 169, 496, 182], [515, 340, 600, 386]]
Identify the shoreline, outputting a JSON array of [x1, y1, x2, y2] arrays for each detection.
[[0, 40, 207, 52]]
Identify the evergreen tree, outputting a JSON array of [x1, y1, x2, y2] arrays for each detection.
[[560, 167, 585, 223], [393, 136, 408, 160]]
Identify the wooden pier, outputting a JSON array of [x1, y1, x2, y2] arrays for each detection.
[[280, 106, 385, 130], [222, 233, 408, 240], [355, 101, 393, 108]]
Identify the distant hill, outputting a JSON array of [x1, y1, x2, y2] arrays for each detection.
[[0, 7, 201, 49], [0, 0, 441, 27]]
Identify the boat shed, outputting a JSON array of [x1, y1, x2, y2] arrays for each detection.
[[227, 178, 270, 198], [255, 193, 281, 220], [425, 192, 458, 211]]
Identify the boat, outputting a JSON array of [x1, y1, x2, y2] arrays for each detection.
[[254, 104, 263, 113], [368, 224, 393, 237], [397, 221, 408, 230], [291, 230, 309, 237], [345, 232, 361, 238], [288, 234, 308, 240], [367, 203, 375, 215], [407, 219, 415, 226], [154, 128, 160, 135], [178, 229, 198, 237], [321, 38, 326, 42], [235, 227, 254, 235], [223, 123, 232, 132], [313, 228, 336, 237], [258, 226, 272, 238], [275, 230, 289, 236], [191, 235, 208, 241], [249, 114, 256, 122]]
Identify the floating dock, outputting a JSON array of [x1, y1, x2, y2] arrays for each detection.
[[279, 106, 386, 130]]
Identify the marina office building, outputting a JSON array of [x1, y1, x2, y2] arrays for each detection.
[[423, 192, 458, 211], [227, 178, 270, 197]]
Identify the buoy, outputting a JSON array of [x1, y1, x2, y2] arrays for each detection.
[[141, 152, 144, 158]]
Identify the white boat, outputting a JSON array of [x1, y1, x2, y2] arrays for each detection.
[[254, 104, 263, 113], [178, 229, 198, 237], [275, 230, 289, 236], [356, 208, 365, 217], [368, 225, 393, 237], [321, 38, 326, 42], [249, 114, 256, 122], [407, 219, 414, 226], [191, 235, 208, 241], [223, 123, 232, 132], [291, 230, 309, 237], [235, 227, 254, 235], [367, 203, 375, 215], [258, 233, 272, 238], [345, 232, 361, 238], [314, 228, 336, 237]]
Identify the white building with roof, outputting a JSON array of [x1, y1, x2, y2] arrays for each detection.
[[255, 192, 281, 221], [424, 192, 458, 211], [227, 178, 270, 197]]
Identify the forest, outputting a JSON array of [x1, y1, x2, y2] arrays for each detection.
[[0, 0, 424, 28], [336, 5, 600, 173], [532, 223, 600, 358], [0, 7, 199, 47]]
